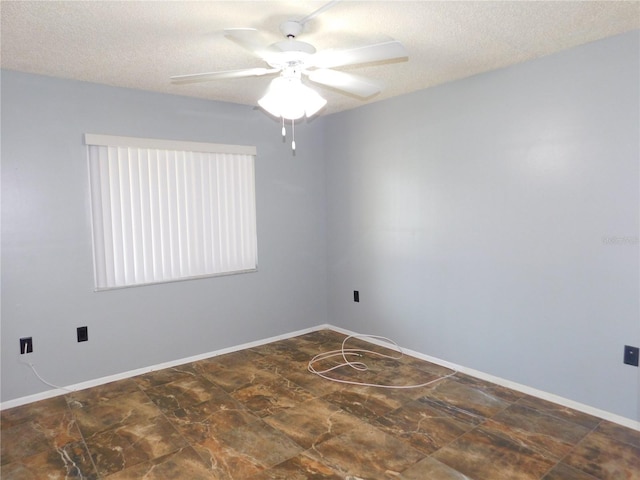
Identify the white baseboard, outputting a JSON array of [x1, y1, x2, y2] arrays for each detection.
[[2, 323, 638, 432], [0, 324, 327, 411], [327, 324, 640, 431]]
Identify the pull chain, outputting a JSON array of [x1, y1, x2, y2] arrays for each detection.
[[279, 117, 297, 153], [292, 119, 296, 151]]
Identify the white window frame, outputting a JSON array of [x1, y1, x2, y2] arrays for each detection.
[[85, 134, 258, 291]]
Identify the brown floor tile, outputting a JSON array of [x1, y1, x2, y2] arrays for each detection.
[[1, 408, 82, 465], [1, 419, 58, 465], [594, 420, 640, 448], [397, 354, 458, 377], [132, 365, 198, 390], [312, 351, 448, 403], [0, 461, 37, 480], [309, 422, 425, 478], [251, 336, 324, 363], [196, 348, 266, 371], [166, 393, 259, 444], [542, 462, 601, 480], [414, 394, 487, 428], [66, 379, 141, 410], [433, 426, 557, 480], [563, 431, 640, 480], [453, 372, 527, 403], [424, 378, 512, 419], [373, 397, 474, 455], [1, 440, 98, 480], [399, 456, 476, 479], [483, 402, 592, 460], [85, 415, 187, 477], [516, 395, 602, 430], [144, 375, 221, 413], [312, 353, 401, 387], [1, 330, 637, 480], [293, 329, 348, 348], [264, 397, 368, 449], [249, 452, 344, 479], [215, 420, 304, 469], [73, 390, 162, 438], [198, 362, 283, 393], [230, 374, 314, 418], [275, 364, 347, 397], [322, 384, 405, 420], [192, 433, 265, 479], [1, 395, 69, 430], [103, 446, 214, 480], [380, 362, 447, 389]]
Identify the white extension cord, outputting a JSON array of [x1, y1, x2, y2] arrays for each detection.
[[307, 333, 457, 389], [21, 360, 76, 392], [21, 333, 455, 394]]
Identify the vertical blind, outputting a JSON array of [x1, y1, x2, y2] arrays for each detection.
[[86, 134, 258, 290]]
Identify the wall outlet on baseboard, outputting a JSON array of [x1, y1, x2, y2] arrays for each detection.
[[77, 326, 88, 342], [20, 337, 33, 354], [623, 345, 639, 366]]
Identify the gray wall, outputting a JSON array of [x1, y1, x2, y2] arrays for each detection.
[[1, 71, 328, 402], [2, 31, 639, 422], [325, 31, 640, 421]]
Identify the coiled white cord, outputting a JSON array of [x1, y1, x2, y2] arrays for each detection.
[[307, 334, 457, 389]]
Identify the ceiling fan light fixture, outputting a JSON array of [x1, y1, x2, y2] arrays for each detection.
[[301, 86, 327, 118], [258, 76, 326, 120]]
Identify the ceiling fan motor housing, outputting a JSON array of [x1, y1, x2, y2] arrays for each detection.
[[266, 39, 316, 69], [280, 20, 303, 38]]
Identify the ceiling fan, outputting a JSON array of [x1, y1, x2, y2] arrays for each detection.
[[171, 1, 408, 149]]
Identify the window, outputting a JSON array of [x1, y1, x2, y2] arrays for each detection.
[[85, 134, 258, 290]]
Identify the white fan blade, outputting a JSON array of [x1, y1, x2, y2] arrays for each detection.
[[224, 28, 277, 58], [311, 40, 408, 69], [307, 69, 384, 98], [171, 68, 279, 84]]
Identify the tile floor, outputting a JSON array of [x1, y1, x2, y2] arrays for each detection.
[[1, 329, 639, 479]]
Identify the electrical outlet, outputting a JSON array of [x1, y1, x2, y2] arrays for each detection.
[[20, 337, 33, 354], [77, 326, 88, 342], [623, 345, 639, 366], [353, 290, 360, 302]]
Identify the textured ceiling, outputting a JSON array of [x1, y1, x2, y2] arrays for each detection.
[[2, 1, 639, 116]]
